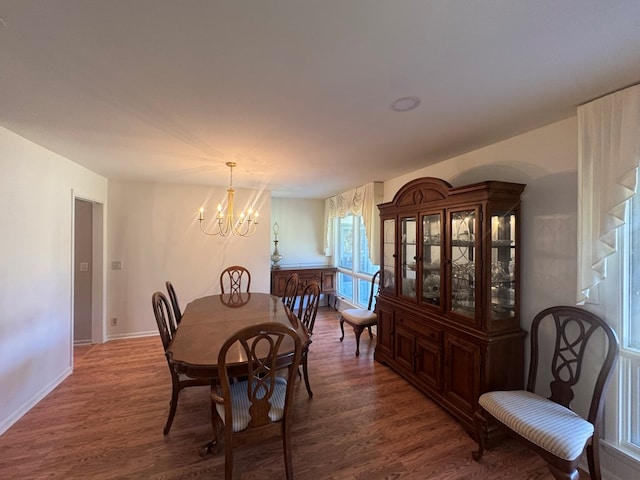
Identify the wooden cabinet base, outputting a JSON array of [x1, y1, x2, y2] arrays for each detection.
[[271, 266, 337, 308]]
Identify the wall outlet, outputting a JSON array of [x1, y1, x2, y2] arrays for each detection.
[[110, 317, 118, 327]]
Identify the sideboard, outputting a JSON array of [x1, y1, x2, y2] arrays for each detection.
[[270, 266, 337, 308]]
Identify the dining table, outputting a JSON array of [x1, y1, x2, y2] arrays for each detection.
[[166, 292, 309, 380]]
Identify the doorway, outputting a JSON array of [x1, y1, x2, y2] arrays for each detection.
[[74, 199, 93, 344], [73, 197, 105, 347]]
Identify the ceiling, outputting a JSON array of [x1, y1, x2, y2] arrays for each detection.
[[1, 1, 640, 198]]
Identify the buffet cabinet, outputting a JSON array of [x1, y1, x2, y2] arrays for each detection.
[[270, 266, 337, 306], [374, 177, 526, 442]]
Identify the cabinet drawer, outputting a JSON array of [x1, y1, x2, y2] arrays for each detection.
[[397, 314, 442, 344]]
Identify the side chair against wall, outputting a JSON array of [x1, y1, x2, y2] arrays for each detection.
[[472, 306, 619, 480], [210, 322, 303, 480], [220, 265, 251, 294], [339, 270, 380, 356], [281, 273, 299, 311], [165, 281, 182, 325], [297, 281, 320, 398], [152, 291, 210, 435]]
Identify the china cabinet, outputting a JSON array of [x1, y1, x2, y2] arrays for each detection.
[[375, 177, 526, 443]]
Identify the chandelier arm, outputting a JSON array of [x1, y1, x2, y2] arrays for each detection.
[[198, 162, 259, 238]]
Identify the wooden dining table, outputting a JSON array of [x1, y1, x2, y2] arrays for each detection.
[[166, 292, 309, 380]]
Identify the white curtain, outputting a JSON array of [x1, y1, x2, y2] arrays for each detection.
[[324, 182, 383, 264], [577, 83, 640, 304]]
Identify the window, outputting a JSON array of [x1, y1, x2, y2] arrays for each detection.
[[623, 192, 640, 455], [335, 214, 378, 308]]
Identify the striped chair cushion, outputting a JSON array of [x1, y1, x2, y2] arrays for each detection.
[[216, 377, 288, 432], [342, 308, 377, 326], [479, 390, 594, 461]]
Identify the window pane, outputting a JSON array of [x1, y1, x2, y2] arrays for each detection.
[[335, 214, 379, 307], [338, 272, 353, 301], [338, 216, 354, 270], [358, 221, 377, 274], [630, 193, 640, 350]]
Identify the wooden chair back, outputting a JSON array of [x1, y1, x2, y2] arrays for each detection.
[[366, 270, 381, 311], [282, 273, 299, 311], [152, 291, 176, 351], [528, 306, 618, 425], [297, 281, 320, 336], [211, 322, 302, 480], [219, 265, 251, 294], [165, 281, 182, 325]]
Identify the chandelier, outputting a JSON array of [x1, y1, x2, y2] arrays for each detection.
[[198, 162, 259, 237]]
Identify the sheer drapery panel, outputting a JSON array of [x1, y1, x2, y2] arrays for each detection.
[[578, 83, 640, 304], [324, 182, 383, 265]]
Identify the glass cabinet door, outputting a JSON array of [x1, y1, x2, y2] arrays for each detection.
[[422, 213, 442, 306], [382, 218, 396, 294], [450, 209, 476, 317], [400, 216, 417, 300], [490, 210, 516, 320]]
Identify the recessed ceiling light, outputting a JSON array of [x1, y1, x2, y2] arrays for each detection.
[[391, 96, 421, 112]]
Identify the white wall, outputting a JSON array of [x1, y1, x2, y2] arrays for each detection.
[[270, 197, 329, 267], [106, 181, 272, 338], [0, 126, 108, 435]]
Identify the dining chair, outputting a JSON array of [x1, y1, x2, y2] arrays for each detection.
[[210, 322, 303, 480], [281, 273, 299, 311], [165, 281, 182, 325], [219, 265, 251, 294], [472, 306, 619, 480], [339, 270, 380, 356], [297, 281, 320, 398], [152, 291, 210, 435]]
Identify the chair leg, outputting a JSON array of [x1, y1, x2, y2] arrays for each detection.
[[302, 352, 313, 398], [547, 464, 579, 480], [586, 437, 602, 480], [163, 378, 180, 435], [353, 325, 364, 356], [282, 422, 294, 480], [367, 325, 374, 339], [339, 317, 346, 341], [224, 432, 234, 480]]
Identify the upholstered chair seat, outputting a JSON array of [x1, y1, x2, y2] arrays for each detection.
[[341, 308, 377, 326], [479, 390, 594, 461]]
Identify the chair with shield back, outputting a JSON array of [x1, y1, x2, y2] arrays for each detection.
[[220, 265, 251, 294], [339, 270, 380, 356], [297, 281, 320, 398], [472, 305, 619, 480], [281, 273, 299, 311], [165, 281, 182, 325], [210, 322, 303, 480], [152, 291, 210, 435]]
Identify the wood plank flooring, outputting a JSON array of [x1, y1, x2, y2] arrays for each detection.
[[0, 307, 584, 479]]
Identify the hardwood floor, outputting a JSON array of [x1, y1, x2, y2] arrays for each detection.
[[0, 307, 583, 479]]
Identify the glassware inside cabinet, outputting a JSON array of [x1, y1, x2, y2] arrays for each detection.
[[400, 216, 417, 299], [382, 218, 396, 293], [490, 211, 516, 320], [422, 213, 442, 306], [450, 210, 476, 317]]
